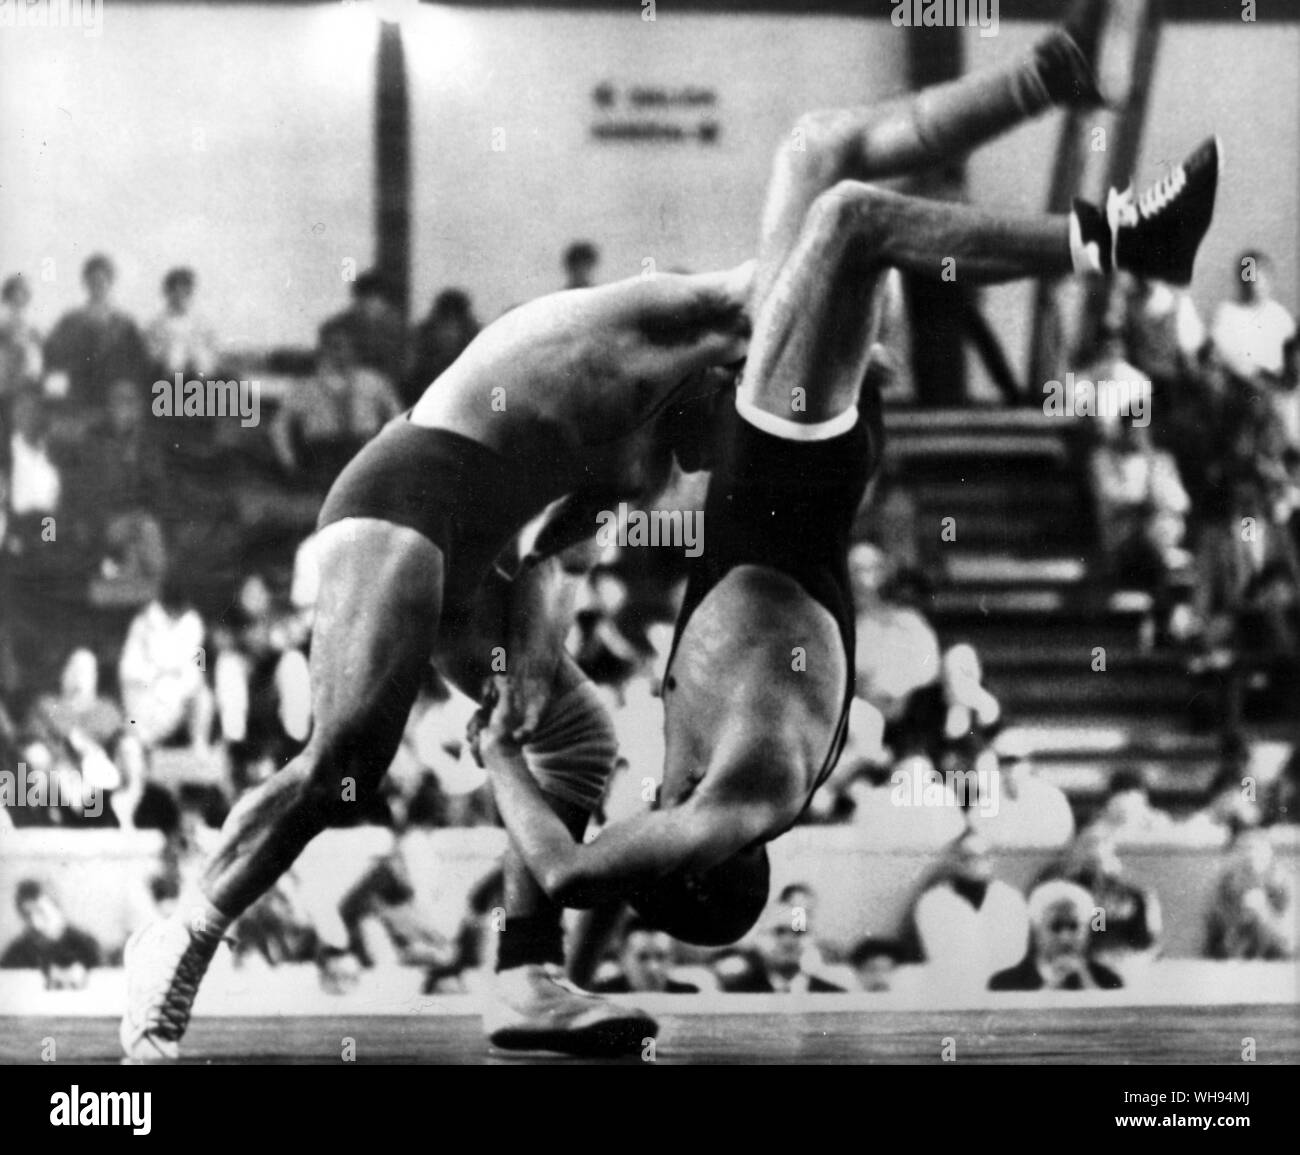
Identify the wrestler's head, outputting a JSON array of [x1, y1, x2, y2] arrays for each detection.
[[629, 844, 770, 947]]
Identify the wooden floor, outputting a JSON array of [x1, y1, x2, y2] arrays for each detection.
[[4, 1002, 1297, 1064]]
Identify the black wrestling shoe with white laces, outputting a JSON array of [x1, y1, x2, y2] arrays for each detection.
[[1073, 136, 1219, 286]]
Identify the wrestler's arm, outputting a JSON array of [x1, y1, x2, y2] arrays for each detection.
[[477, 731, 769, 908], [599, 263, 754, 378], [474, 556, 575, 740], [526, 490, 621, 569]]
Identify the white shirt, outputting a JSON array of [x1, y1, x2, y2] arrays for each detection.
[[118, 602, 206, 743], [9, 433, 60, 515], [855, 604, 941, 716], [1212, 298, 1295, 380], [970, 773, 1075, 848], [914, 878, 1030, 988], [1091, 446, 1189, 516], [849, 768, 967, 849], [146, 311, 220, 378]]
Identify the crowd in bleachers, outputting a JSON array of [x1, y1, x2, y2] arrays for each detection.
[[1081, 255, 1300, 726], [0, 241, 1296, 997]]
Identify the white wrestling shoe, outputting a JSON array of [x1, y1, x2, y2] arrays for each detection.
[[484, 964, 658, 1058], [119, 919, 214, 1061]]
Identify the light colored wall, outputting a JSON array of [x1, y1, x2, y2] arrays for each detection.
[[0, 5, 903, 345], [405, 8, 904, 316], [1, 7, 1294, 368], [0, 3, 375, 348]]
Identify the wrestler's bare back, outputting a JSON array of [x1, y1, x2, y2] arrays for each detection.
[[410, 263, 753, 493]]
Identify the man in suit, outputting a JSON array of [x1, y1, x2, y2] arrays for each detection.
[[989, 880, 1123, 991], [593, 919, 698, 995], [715, 900, 844, 993]]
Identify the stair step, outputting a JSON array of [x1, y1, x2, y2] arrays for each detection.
[[1037, 760, 1218, 800], [997, 720, 1216, 760], [943, 555, 1089, 585], [987, 666, 1194, 712], [934, 621, 1141, 653], [979, 646, 1183, 671], [912, 478, 1083, 506]]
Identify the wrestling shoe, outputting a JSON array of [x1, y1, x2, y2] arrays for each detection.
[[119, 918, 215, 1061], [1072, 136, 1219, 287], [485, 964, 658, 1058]]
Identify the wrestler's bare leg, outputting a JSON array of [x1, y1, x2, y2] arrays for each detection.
[[121, 518, 443, 1058]]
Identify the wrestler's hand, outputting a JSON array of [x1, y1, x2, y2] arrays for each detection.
[[467, 679, 523, 769], [489, 652, 554, 746]]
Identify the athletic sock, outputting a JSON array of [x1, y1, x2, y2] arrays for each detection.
[[496, 912, 564, 971], [911, 55, 1051, 158], [1034, 28, 1103, 108], [1069, 197, 1112, 275]]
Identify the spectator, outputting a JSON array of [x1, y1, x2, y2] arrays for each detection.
[[42, 254, 149, 409], [270, 318, 402, 486], [714, 899, 844, 993], [144, 267, 219, 380], [1211, 251, 1296, 385], [562, 240, 600, 290], [1182, 757, 1262, 843], [212, 572, 310, 786], [989, 880, 1123, 991], [386, 673, 493, 829], [0, 880, 101, 989], [1269, 334, 1300, 455], [27, 648, 147, 827], [848, 937, 905, 992], [911, 829, 1029, 989], [886, 642, 1001, 765], [118, 575, 214, 755], [3, 385, 63, 546], [1089, 414, 1191, 597], [229, 880, 319, 971], [593, 918, 698, 994], [776, 882, 833, 973], [71, 377, 168, 593], [404, 287, 480, 405], [569, 568, 643, 686], [1123, 276, 1206, 394], [1053, 826, 1162, 977], [1205, 826, 1295, 959], [337, 854, 459, 976], [1261, 745, 1299, 826], [1075, 323, 1152, 441], [1191, 462, 1300, 723], [328, 270, 407, 390], [849, 543, 940, 724], [0, 273, 43, 397], [970, 735, 1075, 849], [847, 752, 966, 848], [168, 782, 228, 900], [1092, 766, 1174, 841]]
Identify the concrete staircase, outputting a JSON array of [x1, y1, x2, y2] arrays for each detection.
[[882, 407, 1229, 811]]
